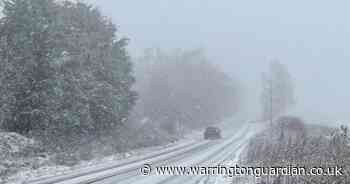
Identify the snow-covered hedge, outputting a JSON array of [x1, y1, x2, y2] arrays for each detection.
[[240, 116, 350, 184], [0, 132, 47, 182]]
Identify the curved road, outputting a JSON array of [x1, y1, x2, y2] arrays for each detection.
[[26, 122, 257, 184], [90, 124, 253, 184]]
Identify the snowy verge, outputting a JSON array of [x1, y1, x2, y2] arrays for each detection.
[[7, 125, 206, 184], [0, 132, 48, 183], [5, 116, 246, 184]]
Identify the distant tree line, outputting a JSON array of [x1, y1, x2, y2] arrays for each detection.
[[133, 49, 241, 136]]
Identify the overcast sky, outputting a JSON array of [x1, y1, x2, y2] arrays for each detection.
[[86, 0, 350, 125]]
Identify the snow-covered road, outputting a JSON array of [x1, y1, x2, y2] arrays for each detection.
[[26, 120, 259, 184]]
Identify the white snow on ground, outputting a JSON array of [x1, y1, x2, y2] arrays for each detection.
[[107, 119, 252, 184], [10, 143, 194, 183], [0, 132, 47, 184], [7, 116, 252, 184], [211, 122, 267, 184], [8, 123, 206, 184], [107, 123, 249, 184]]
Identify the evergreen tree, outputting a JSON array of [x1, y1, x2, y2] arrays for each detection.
[[0, 0, 61, 134], [0, 0, 137, 150]]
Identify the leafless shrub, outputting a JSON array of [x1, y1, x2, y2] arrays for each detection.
[[241, 116, 350, 184]]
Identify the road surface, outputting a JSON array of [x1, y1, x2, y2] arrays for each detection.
[[27, 121, 258, 184]]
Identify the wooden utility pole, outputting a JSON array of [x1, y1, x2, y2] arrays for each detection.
[[262, 72, 274, 128], [269, 77, 273, 128]]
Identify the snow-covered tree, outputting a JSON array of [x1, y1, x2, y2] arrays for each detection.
[[134, 49, 240, 135], [0, 0, 62, 134], [261, 61, 295, 123], [0, 0, 137, 151]]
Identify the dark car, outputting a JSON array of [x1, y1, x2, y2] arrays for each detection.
[[204, 126, 221, 140]]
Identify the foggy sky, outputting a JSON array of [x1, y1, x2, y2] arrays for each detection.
[[86, 0, 350, 125]]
